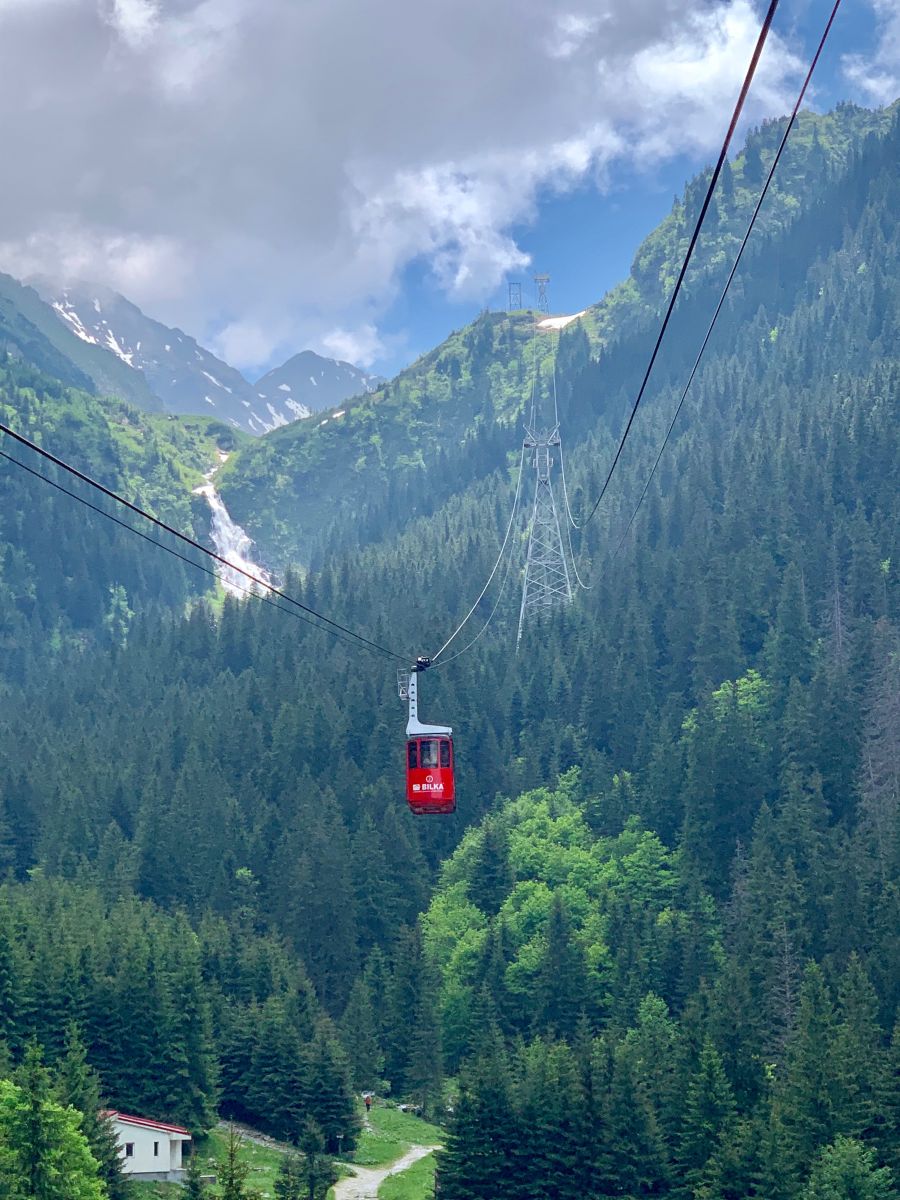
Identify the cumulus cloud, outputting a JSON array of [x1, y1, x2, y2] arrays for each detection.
[[0, 0, 806, 371], [106, 0, 160, 49], [321, 324, 385, 370], [843, 0, 900, 105]]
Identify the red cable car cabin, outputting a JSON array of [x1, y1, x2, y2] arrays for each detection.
[[400, 659, 456, 815], [406, 735, 455, 815]]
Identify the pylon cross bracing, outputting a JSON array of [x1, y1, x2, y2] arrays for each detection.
[[516, 424, 573, 647]]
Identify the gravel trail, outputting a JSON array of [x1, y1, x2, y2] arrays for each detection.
[[332, 1144, 439, 1200]]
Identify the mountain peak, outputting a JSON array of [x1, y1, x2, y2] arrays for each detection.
[[28, 277, 383, 435], [254, 353, 383, 420]]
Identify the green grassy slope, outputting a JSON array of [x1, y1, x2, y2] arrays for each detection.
[[0, 356, 240, 671], [378, 1152, 437, 1200], [354, 1105, 443, 1167]]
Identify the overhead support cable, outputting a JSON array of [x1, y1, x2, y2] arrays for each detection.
[[0, 449, 349, 638], [613, 0, 843, 556], [550, 330, 591, 590], [431, 444, 527, 664], [429, 499, 522, 668], [0, 421, 410, 663], [581, 0, 781, 527]]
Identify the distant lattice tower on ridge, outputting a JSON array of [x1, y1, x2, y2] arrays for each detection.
[[533, 273, 551, 314]]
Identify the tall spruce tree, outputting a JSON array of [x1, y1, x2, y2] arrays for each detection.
[[778, 964, 841, 1183], [54, 1025, 130, 1200], [680, 1039, 737, 1191], [802, 1137, 897, 1200]]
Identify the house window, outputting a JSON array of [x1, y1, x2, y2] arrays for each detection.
[[154, 1141, 159, 1157], [125, 1143, 135, 1158]]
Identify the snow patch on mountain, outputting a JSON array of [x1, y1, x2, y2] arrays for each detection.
[[34, 278, 380, 435], [104, 328, 134, 366], [52, 300, 99, 346], [537, 311, 586, 331], [254, 350, 383, 417]]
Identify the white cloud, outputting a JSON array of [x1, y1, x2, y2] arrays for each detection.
[[321, 324, 385, 369], [106, 0, 160, 49], [843, 0, 900, 105], [0, 0, 807, 371], [549, 13, 603, 60]]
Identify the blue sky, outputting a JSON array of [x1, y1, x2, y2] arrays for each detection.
[[376, 0, 893, 376], [0, 1, 895, 380]]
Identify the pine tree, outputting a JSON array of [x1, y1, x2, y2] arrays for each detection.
[[467, 819, 513, 916], [533, 895, 590, 1039], [599, 1045, 669, 1197], [300, 1022, 359, 1153], [779, 964, 841, 1182], [274, 1153, 306, 1200], [620, 993, 684, 1151], [878, 1015, 900, 1178], [296, 1118, 338, 1200], [245, 998, 304, 1141], [696, 1113, 766, 1200], [833, 954, 885, 1142], [14, 1042, 55, 1199], [514, 1038, 585, 1200], [340, 976, 384, 1093], [385, 926, 442, 1114], [0, 1043, 105, 1200], [159, 929, 219, 1131], [217, 1125, 253, 1200], [680, 1039, 737, 1190], [802, 1137, 897, 1200], [436, 1041, 518, 1200], [183, 1147, 208, 1199], [764, 564, 814, 691], [0, 925, 21, 1053], [54, 1025, 130, 1200]]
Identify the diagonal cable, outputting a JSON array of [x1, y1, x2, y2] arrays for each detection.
[[613, 0, 843, 557], [582, 0, 781, 526]]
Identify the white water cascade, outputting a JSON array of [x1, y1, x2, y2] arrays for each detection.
[[193, 453, 272, 598]]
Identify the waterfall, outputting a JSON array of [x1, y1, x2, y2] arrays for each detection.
[[193, 454, 272, 598]]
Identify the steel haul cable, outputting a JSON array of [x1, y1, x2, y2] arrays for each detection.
[[613, 0, 843, 557], [0, 449, 334, 634], [0, 420, 410, 663], [429, 301, 543, 664], [581, 0, 781, 527], [550, 327, 591, 590], [430, 444, 527, 663]]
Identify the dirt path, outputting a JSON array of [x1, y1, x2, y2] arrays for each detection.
[[333, 1144, 439, 1200]]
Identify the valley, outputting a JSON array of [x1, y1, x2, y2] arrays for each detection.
[[0, 91, 897, 1200]]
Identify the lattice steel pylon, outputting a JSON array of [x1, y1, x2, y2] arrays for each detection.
[[516, 421, 573, 647], [534, 273, 550, 314]]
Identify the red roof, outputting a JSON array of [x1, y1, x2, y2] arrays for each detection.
[[102, 1111, 191, 1137]]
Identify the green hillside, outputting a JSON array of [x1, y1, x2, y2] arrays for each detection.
[[0, 99, 897, 1200], [219, 101, 895, 569], [0, 355, 241, 674]]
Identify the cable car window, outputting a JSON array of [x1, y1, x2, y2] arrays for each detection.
[[420, 739, 439, 768], [407, 741, 418, 770], [440, 740, 451, 768]]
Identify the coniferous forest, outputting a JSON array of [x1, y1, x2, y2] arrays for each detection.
[[0, 99, 898, 1198]]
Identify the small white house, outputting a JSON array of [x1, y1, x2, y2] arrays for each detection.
[[105, 1111, 192, 1182]]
